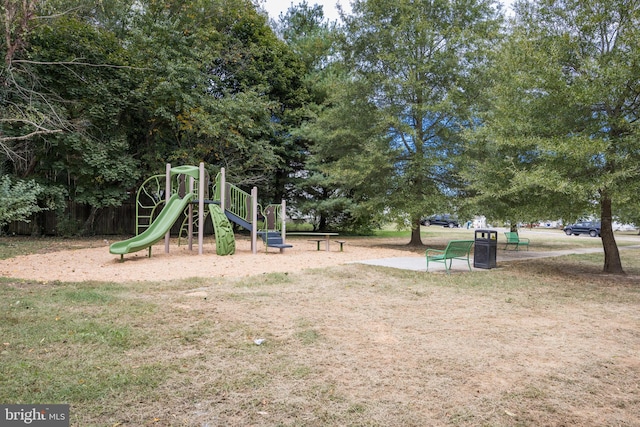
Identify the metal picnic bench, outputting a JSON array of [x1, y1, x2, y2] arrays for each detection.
[[503, 231, 530, 251], [425, 240, 475, 274]]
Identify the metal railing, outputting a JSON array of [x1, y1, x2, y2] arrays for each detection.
[[213, 173, 253, 224]]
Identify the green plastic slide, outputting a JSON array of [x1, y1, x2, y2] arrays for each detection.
[[110, 193, 194, 259], [208, 204, 236, 255]]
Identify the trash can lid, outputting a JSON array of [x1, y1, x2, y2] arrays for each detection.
[[475, 229, 498, 239]]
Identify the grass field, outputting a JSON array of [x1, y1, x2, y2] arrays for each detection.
[[1, 229, 639, 426]]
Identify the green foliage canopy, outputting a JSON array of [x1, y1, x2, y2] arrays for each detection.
[[1, 0, 311, 234], [327, 0, 502, 241], [466, 0, 640, 273]]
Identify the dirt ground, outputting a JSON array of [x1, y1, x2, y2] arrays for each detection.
[[2, 235, 639, 425], [0, 236, 419, 283]]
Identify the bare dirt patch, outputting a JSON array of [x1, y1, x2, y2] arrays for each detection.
[[0, 236, 420, 283]]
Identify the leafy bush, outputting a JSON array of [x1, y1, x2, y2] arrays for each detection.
[[54, 215, 84, 237], [0, 176, 46, 229]]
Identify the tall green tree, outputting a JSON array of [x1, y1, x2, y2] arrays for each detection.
[[338, 0, 503, 244], [297, 75, 394, 231], [2, 0, 312, 233], [2, 1, 141, 233], [125, 0, 309, 200], [1, 0, 65, 172], [468, 0, 640, 274], [275, 2, 354, 230], [27, 15, 141, 231]]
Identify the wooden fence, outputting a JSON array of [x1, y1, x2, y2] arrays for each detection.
[[8, 202, 137, 236], [7, 201, 215, 236]]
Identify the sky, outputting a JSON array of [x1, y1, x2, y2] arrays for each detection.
[[261, 0, 350, 22], [261, 0, 513, 22]]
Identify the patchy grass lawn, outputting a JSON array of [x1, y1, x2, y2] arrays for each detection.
[[1, 233, 639, 426]]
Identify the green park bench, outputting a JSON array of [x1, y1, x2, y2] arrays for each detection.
[[503, 231, 530, 251], [425, 240, 475, 274]]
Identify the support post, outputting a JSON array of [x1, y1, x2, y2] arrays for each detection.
[[198, 162, 205, 255], [188, 173, 194, 251], [164, 163, 171, 253], [280, 199, 287, 253], [220, 167, 226, 212], [251, 186, 258, 255]]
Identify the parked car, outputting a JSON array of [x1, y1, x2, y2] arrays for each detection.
[[421, 215, 459, 228], [563, 221, 601, 237]]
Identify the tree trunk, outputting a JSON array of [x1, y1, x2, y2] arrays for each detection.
[[83, 206, 98, 236], [317, 215, 327, 232], [30, 212, 41, 236], [409, 218, 423, 246], [600, 195, 624, 275]]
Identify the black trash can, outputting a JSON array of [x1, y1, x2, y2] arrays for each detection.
[[474, 229, 497, 269]]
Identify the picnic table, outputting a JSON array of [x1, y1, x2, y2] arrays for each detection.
[[287, 232, 339, 251]]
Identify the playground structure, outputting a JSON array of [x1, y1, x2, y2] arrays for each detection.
[[109, 163, 291, 260]]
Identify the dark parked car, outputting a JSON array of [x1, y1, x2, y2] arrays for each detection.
[[420, 215, 459, 228], [563, 221, 601, 237]]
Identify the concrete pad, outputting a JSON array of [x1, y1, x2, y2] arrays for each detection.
[[353, 245, 640, 273], [353, 256, 480, 273]]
